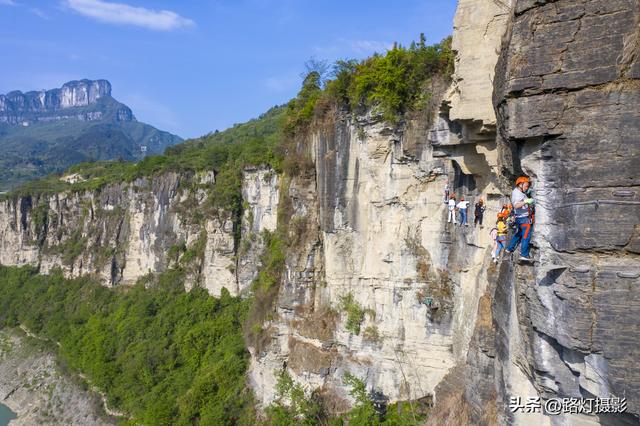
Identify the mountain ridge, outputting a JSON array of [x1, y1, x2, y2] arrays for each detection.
[[0, 79, 134, 124], [0, 79, 182, 191]]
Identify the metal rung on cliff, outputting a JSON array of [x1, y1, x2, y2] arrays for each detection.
[[537, 264, 568, 273]]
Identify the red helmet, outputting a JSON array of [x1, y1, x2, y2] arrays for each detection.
[[515, 176, 530, 186]]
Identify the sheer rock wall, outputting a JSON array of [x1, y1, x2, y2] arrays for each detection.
[[428, 1, 640, 425], [0, 168, 279, 298]]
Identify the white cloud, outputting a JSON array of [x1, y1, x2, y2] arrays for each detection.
[[349, 40, 392, 56], [0, 0, 17, 6], [314, 38, 392, 59], [63, 0, 195, 31], [29, 7, 50, 19]]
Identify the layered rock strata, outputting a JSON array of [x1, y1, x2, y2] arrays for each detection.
[[0, 168, 279, 297], [428, 0, 640, 425], [0, 80, 133, 124]]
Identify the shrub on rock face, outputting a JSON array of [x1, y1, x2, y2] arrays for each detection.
[[339, 293, 366, 335]]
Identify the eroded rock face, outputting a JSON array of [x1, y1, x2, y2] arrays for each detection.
[[247, 0, 515, 413], [447, 0, 512, 135], [0, 80, 111, 113], [0, 168, 279, 298], [251, 0, 639, 423], [494, 0, 640, 422], [249, 101, 506, 409], [0, 79, 134, 124], [429, 1, 640, 425], [237, 166, 280, 293]]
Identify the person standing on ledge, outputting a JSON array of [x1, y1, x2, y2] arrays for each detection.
[[443, 179, 450, 204], [447, 194, 457, 225], [474, 198, 485, 228], [457, 197, 470, 226], [506, 176, 535, 262]]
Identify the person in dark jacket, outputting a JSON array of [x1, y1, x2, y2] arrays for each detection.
[[474, 198, 486, 228]]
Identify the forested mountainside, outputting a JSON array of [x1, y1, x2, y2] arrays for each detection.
[[0, 79, 182, 192]]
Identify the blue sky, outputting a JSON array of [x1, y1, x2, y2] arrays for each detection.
[[0, 0, 456, 138]]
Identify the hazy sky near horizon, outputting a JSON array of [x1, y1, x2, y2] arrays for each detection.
[[0, 0, 456, 138]]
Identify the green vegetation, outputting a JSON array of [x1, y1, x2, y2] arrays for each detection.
[[244, 229, 287, 354], [0, 96, 182, 192], [167, 241, 187, 263], [344, 34, 453, 122], [53, 230, 87, 266], [31, 202, 49, 245], [340, 373, 429, 426], [339, 293, 373, 335], [342, 372, 380, 425], [267, 371, 428, 425], [180, 232, 207, 266], [362, 325, 381, 343], [288, 34, 454, 132], [266, 370, 324, 425], [0, 265, 254, 425], [284, 72, 323, 135]]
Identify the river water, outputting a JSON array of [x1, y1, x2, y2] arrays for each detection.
[[0, 402, 16, 425]]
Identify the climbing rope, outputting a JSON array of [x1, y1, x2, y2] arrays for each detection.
[[392, 346, 418, 423], [531, 198, 640, 210]]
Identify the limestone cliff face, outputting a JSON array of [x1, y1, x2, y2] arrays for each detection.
[[497, 0, 640, 421], [0, 168, 279, 297], [248, 105, 500, 409], [251, 0, 639, 424], [247, 0, 513, 415], [427, 1, 640, 425], [0, 79, 133, 124]]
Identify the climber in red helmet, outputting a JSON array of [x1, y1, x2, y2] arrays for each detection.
[[506, 176, 535, 262]]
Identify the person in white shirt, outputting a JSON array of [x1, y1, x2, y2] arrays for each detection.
[[506, 176, 535, 261], [447, 195, 457, 224], [456, 197, 470, 226]]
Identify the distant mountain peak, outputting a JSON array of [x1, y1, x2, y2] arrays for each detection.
[[0, 79, 135, 124], [0, 79, 182, 191]]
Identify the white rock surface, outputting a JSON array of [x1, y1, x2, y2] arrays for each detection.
[[0, 169, 279, 298]]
